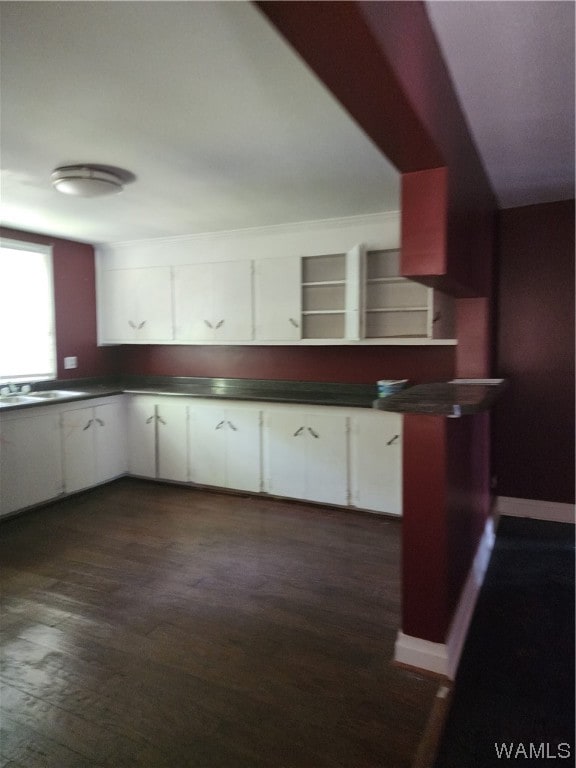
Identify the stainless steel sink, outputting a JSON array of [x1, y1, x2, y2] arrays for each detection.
[[31, 390, 88, 399], [0, 390, 89, 408], [0, 395, 40, 404]]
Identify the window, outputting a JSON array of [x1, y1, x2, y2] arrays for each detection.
[[0, 239, 56, 382]]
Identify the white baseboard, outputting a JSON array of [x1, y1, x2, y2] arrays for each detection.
[[394, 517, 495, 680], [497, 496, 575, 524]]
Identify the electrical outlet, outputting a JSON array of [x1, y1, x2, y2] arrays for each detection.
[[64, 356, 78, 369]]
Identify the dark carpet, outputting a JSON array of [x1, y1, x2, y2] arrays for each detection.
[[433, 515, 575, 768]]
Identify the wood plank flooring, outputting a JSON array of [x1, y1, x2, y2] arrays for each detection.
[[0, 478, 438, 767]]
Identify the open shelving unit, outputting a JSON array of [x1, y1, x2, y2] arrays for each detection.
[[365, 249, 430, 338], [301, 254, 346, 339]]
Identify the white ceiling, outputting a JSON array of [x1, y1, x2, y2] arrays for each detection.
[[0, 2, 399, 244], [1, 2, 574, 245], [426, 0, 575, 209]]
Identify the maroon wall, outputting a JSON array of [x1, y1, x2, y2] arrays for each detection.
[[118, 344, 455, 384], [402, 412, 491, 643], [257, 0, 498, 648], [0, 227, 117, 380], [357, 1, 497, 299], [494, 200, 575, 504], [258, 1, 497, 299]]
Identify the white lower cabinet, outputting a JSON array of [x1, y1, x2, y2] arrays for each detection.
[[263, 407, 348, 506], [1, 393, 402, 520], [156, 400, 189, 482], [61, 399, 127, 493], [189, 404, 261, 492], [127, 395, 188, 481], [350, 410, 402, 515], [0, 409, 63, 517], [127, 396, 157, 478]]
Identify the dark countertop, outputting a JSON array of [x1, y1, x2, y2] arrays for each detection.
[[373, 379, 506, 416], [121, 375, 377, 407], [0, 376, 378, 412]]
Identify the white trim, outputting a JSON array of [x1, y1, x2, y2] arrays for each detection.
[[95, 211, 400, 269], [394, 517, 496, 679], [395, 632, 450, 677], [497, 496, 575, 524], [97, 337, 458, 347], [0, 239, 56, 383], [0, 237, 52, 256], [104, 211, 401, 249]]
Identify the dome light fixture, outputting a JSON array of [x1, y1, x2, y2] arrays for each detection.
[[51, 165, 125, 197]]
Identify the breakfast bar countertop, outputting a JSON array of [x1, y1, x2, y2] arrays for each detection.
[[373, 379, 507, 417]]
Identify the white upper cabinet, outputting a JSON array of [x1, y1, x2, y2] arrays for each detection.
[[174, 261, 253, 342], [100, 267, 173, 343], [254, 256, 301, 341], [96, 213, 455, 346]]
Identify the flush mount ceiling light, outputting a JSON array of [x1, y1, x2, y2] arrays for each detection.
[[51, 165, 125, 197]]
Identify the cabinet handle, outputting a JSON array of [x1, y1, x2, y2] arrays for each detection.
[[433, 312, 441, 324], [95, 418, 105, 427], [128, 320, 136, 329], [293, 426, 305, 437], [289, 317, 299, 328], [157, 416, 166, 426], [227, 420, 237, 431], [83, 419, 93, 431], [387, 434, 400, 446], [138, 321, 146, 329], [307, 427, 319, 439], [204, 320, 214, 329], [146, 415, 155, 424], [215, 319, 225, 329], [215, 420, 225, 430]]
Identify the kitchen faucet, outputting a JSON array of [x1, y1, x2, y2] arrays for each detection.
[[0, 382, 31, 396]]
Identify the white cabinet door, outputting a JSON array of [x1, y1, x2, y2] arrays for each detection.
[[264, 409, 308, 501], [211, 261, 253, 341], [221, 406, 261, 493], [156, 400, 188, 482], [254, 257, 301, 341], [127, 396, 157, 478], [62, 399, 127, 493], [189, 404, 261, 492], [174, 261, 253, 342], [0, 410, 62, 516], [304, 411, 348, 505], [264, 407, 347, 505], [62, 406, 97, 493], [100, 267, 173, 342], [94, 401, 127, 483], [189, 406, 227, 488], [173, 263, 214, 341], [350, 410, 402, 515]]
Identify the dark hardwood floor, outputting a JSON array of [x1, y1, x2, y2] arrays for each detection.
[[0, 478, 438, 768]]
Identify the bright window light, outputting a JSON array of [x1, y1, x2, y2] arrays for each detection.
[[0, 240, 56, 382]]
